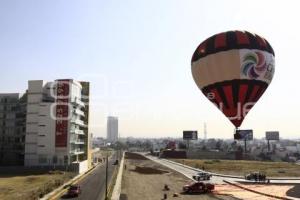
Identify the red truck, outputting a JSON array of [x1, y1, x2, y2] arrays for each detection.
[[183, 181, 214, 194]]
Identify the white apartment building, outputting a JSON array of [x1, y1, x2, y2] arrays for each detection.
[[24, 79, 91, 171], [107, 116, 118, 143]]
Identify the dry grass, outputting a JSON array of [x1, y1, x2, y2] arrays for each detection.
[[0, 171, 75, 200], [173, 159, 300, 177]]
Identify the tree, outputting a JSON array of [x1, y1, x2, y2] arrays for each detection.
[[215, 140, 223, 150], [178, 142, 187, 149]]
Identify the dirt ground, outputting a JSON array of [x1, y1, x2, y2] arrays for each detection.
[[215, 184, 295, 200], [121, 153, 238, 200]]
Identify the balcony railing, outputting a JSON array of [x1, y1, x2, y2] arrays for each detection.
[[70, 139, 85, 144], [70, 149, 85, 154], [71, 118, 86, 127], [70, 128, 85, 135], [73, 108, 84, 116], [71, 97, 85, 107]]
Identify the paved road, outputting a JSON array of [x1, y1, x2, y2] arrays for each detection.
[[145, 155, 300, 185], [59, 154, 117, 200], [145, 155, 227, 184]]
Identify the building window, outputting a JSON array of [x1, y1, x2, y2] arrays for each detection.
[[39, 125, 46, 127], [38, 155, 47, 164], [53, 156, 58, 164], [38, 145, 45, 147]]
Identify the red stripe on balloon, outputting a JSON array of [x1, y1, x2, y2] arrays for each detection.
[[214, 33, 226, 49], [197, 40, 207, 54], [223, 85, 234, 109], [238, 84, 248, 105], [236, 31, 250, 45], [248, 85, 260, 103]]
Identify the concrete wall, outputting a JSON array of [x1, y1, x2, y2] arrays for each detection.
[[77, 160, 88, 174]]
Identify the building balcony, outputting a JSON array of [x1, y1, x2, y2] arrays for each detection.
[[70, 149, 85, 155], [73, 108, 84, 117], [71, 118, 87, 127], [70, 129, 85, 135], [71, 97, 85, 107], [70, 139, 85, 145]]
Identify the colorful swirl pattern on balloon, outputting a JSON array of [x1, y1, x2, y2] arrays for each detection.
[[242, 51, 267, 79]]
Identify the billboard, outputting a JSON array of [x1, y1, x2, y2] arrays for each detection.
[[266, 131, 279, 140], [183, 131, 198, 140], [55, 80, 70, 147], [234, 129, 253, 140]]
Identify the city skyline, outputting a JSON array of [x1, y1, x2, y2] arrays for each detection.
[[1, 1, 300, 138]]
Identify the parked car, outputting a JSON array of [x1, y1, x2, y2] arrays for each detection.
[[183, 181, 214, 194], [245, 172, 266, 182], [192, 172, 212, 181], [67, 185, 81, 197]]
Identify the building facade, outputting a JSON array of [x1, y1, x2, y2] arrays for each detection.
[[0, 93, 27, 166], [107, 116, 118, 143], [24, 79, 90, 169]]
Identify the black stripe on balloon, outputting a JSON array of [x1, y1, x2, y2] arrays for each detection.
[[232, 83, 240, 108], [191, 34, 274, 62], [216, 85, 229, 109], [244, 82, 255, 103], [245, 31, 260, 50], [202, 79, 268, 105], [203, 79, 267, 90], [191, 50, 200, 63], [226, 31, 238, 49], [265, 40, 275, 56], [205, 35, 216, 55], [251, 85, 263, 102]]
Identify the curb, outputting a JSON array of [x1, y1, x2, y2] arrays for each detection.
[[111, 152, 125, 200], [223, 180, 294, 200], [161, 158, 243, 179], [106, 166, 118, 199], [145, 155, 196, 181], [41, 163, 101, 200]]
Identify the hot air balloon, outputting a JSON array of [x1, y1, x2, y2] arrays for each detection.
[[191, 30, 275, 128]]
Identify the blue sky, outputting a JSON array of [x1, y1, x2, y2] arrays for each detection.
[[0, 0, 299, 139]]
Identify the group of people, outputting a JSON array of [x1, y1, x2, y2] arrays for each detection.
[[246, 172, 268, 182], [253, 173, 266, 182]]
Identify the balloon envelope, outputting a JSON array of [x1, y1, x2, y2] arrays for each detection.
[[191, 30, 275, 128]]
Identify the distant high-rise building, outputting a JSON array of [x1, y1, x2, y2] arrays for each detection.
[[24, 79, 91, 170], [204, 123, 207, 140], [107, 116, 118, 143], [0, 93, 27, 166]]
